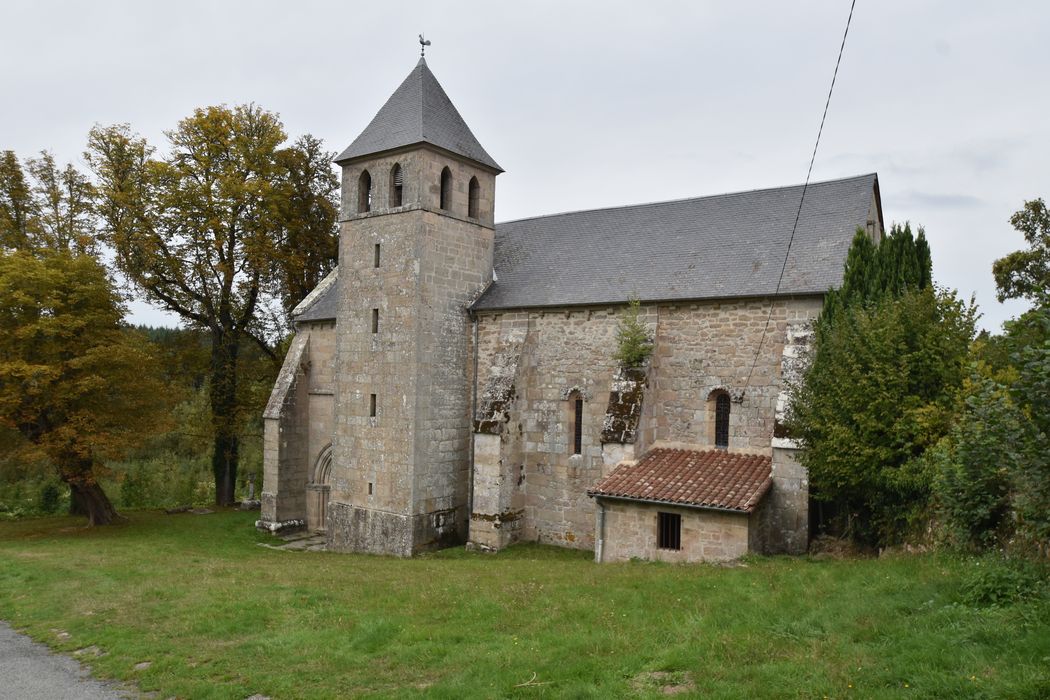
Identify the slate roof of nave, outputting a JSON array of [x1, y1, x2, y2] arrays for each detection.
[[293, 173, 880, 322], [472, 173, 879, 310], [334, 58, 502, 172]]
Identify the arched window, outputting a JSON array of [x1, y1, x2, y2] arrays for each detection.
[[707, 390, 731, 450], [568, 391, 584, 455], [468, 176, 480, 218], [357, 170, 372, 213], [389, 163, 403, 208], [439, 166, 452, 211]]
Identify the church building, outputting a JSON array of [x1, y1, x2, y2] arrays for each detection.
[[259, 57, 884, 562]]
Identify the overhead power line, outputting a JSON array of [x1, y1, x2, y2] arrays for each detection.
[[741, 0, 858, 396]]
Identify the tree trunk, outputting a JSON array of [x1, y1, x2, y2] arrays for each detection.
[[68, 484, 88, 516], [67, 479, 123, 525], [210, 328, 241, 506]]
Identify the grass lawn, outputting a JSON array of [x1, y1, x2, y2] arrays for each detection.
[[0, 511, 1048, 699]]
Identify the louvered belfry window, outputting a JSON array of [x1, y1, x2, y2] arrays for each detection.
[[657, 512, 682, 550], [715, 393, 731, 449], [390, 163, 403, 207]]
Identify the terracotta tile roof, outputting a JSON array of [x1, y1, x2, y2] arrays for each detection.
[[588, 448, 773, 513]]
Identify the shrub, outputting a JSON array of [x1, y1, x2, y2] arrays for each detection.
[[961, 554, 1047, 607], [929, 377, 1026, 550], [614, 295, 653, 369]]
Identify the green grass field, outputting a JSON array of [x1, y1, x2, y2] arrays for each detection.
[[0, 511, 1047, 699]]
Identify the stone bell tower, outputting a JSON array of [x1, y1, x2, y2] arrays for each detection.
[[325, 57, 502, 556]]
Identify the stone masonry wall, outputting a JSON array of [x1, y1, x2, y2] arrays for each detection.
[[329, 147, 495, 556], [471, 295, 822, 551], [597, 499, 751, 563], [260, 334, 310, 529]]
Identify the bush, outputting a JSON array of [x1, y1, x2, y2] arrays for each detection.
[[929, 377, 1026, 550], [961, 554, 1047, 607], [614, 296, 653, 368], [38, 483, 62, 514]]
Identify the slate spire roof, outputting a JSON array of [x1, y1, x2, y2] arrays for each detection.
[[335, 58, 502, 172]]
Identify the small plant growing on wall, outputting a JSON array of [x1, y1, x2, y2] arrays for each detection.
[[614, 295, 653, 368]]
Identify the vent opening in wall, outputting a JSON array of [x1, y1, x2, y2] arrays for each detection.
[[657, 512, 682, 550]]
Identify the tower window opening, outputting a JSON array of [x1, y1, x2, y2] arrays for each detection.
[[358, 170, 372, 213], [390, 163, 403, 207], [374, 243, 381, 268], [369, 394, 377, 418], [371, 308, 379, 334], [468, 176, 480, 218], [439, 166, 452, 211]]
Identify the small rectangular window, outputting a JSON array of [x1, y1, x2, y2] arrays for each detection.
[[371, 308, 379, 333], [657, 512, 681, 551], [573, 398, 583, 455], [374, 243, 381, 268], [368, 482, 374, 496], [369, 394, 377, 418]]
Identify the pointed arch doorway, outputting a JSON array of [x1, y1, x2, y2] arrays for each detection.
[[306, 444, 333, 532]]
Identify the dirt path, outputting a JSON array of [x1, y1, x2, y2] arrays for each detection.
[[0, 621, 131, 699]]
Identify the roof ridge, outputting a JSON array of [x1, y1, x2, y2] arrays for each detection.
[[496, 172, 877, 227]]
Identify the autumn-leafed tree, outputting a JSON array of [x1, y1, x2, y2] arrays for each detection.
[[87, 105, 338, 505], [0, 250, 169, 524], [1, 149, 97, 254]]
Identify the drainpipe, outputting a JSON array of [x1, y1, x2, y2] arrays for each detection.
[[468, 310, 479, 531], [595, 499, 606, 563]]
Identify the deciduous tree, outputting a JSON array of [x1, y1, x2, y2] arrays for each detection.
[[86, 105, 337, 505], [0, 250, 168, 524], [993, 198, 1050, 304]]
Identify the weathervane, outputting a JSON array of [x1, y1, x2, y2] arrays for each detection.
[[419, 34, 431, 57]]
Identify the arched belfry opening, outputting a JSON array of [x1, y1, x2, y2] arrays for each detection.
[[707, 389, 731, 450], [439, 166, 452, 211], [468, 176, 480, 218], [389, 163, 403, 207], [358, 170, 372, 213]]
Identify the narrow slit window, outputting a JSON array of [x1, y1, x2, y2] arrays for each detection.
[[369, 394, 377, 418], [373, 243, 381, 268], [657, 512, 682, 550], [573, 398, 583, 455], [715, 393, 730, 449], [371, 308, 379, 334], [368, 482, 374, 496]]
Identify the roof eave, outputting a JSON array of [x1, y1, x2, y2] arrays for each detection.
[[334, 141, 503, 174], [587, 492, 758, 515], [470, 289, 830, 313]]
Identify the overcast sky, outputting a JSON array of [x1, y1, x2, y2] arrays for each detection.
[[3, 1, 1046, 332]]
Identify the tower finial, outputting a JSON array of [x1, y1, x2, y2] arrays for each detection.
[[418, 33, 431, 57]]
